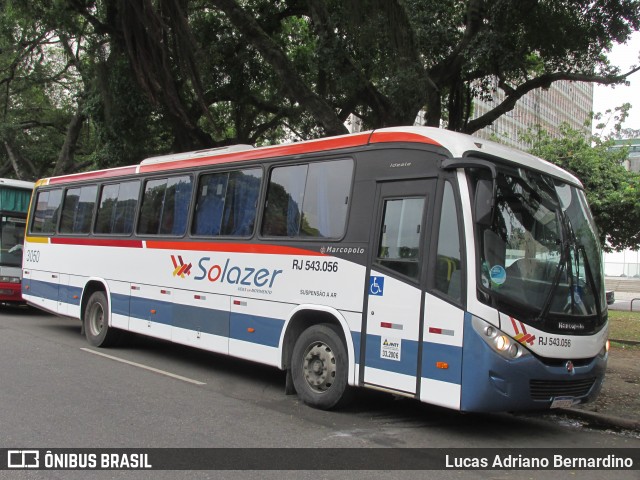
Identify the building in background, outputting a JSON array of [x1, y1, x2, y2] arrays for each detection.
[[351, 80, 594, 153], [610, 137, 640, 173], [472, 79, 594, 151]]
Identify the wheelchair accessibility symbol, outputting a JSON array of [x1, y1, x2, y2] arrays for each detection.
[[369, 276, 385, 296]]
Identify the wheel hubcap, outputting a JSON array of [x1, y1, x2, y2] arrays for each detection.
[[302, 341, 337, 393], [88, 303, 104, 337]]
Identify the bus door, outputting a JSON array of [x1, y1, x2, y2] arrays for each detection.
[[362, 179, 436, 395], [419, 178, 465, 410]]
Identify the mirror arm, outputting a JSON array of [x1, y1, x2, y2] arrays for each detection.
[[442, 158, 498, 224]]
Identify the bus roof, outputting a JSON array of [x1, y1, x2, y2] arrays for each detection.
[[0, 178, 35, 190], [380, 127, 582, 187], [40, 127, 581, 187]]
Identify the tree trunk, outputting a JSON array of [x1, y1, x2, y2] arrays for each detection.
[[53, 102, 87, 176], [3, 140, 37, 180], [211, 0, 348, 136]]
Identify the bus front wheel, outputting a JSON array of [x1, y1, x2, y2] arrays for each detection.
[[291, 324, 350, 410], [84, 291, 120, 347]]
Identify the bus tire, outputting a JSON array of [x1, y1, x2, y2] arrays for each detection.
[[291, 323, 349, 410], [84, 291, 120, 347]]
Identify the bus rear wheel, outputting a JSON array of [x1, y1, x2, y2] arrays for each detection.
[[291, 324, 349, 410], [84, 291, 120, 347]]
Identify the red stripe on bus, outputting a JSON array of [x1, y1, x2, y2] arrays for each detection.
[[51, 237, 144, 248], [47, 166, 139, 185], [369, 131, 441, 146], [145, 240, 325, 256], [41, 130, 440, 183], [138, 133, 373, 174]]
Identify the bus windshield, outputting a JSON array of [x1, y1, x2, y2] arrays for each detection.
[[474, 167, 605, 334], [0, 215, 27, 267]]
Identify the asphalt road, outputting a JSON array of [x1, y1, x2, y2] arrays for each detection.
[[1, 307, 638, 479]]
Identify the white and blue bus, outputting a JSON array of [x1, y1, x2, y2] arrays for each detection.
[[0, 178, 34, 305], [22, 127, 608, 412]]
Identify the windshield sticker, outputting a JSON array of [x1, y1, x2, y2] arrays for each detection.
[[489, 265, 507, 286]]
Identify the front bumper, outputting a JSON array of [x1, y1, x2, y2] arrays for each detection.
[[460, 318, 607, 412]]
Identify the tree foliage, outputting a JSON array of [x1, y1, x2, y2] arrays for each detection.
[[0, 0, 639, 180], [525, 123, 640, 252]]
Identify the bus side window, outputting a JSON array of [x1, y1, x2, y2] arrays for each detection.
[[262, 165, 306, 237], [60, 185, 98, 234], [262, 159, 353, 238], [434, 181, 462, 301], [138, 176, 192, 236], [192, 168, 262, 237], [95, 181, 140, 235], [31, 189, 63, 235], [376, 197, 424, 280], [219, 169, 262, 236]]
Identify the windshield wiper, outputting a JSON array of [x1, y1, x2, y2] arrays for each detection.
[[536, 207, 570, 323]]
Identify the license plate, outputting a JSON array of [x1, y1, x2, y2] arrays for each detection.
[[550, 397, 575, 409]]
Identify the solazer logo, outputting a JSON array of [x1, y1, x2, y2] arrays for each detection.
[[169, 255, 283, 289], [171, 255, 192, 278]]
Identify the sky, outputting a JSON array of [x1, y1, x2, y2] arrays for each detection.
[[592, 30, 640, 135]]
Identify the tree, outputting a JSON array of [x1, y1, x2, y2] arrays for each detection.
[[112, 0, 640, 135], [0, 1, 73, 180], [2, 0, 640, 178], [525, 123, 640, 252], [66, 0, 640, 144]]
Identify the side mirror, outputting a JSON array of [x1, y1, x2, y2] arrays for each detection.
[[474, 179, 494, 225]]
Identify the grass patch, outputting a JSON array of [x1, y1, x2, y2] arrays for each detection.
[[608, 310, 640, 343]]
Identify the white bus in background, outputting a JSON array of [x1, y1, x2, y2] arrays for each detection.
[[0, 178, 34, 305], [22, 127, 608, 412]]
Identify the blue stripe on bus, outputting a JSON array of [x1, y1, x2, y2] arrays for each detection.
[[120, 289, 281, 346], [29, 279, 283, 348], [32, 279, 461, 384], [229, 312, 284, 347], [130, 295, 173, 327], [111, 292, 131, 318], [351, 331, 361, 361], [175, 303, 230, 337], [114, 292, 231, 338], [27, 279, 59, 302], [27, 279, 82, 306], [58, 284, 82, 306]]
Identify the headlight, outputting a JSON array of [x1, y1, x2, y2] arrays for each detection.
[[472, 316, 529, 359], [0, 276, 20, 284]]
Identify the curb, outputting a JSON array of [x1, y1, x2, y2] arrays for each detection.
[[559, 407, 640, 433], [609, 338, 640, 346], [557, 340, 640, 433]]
